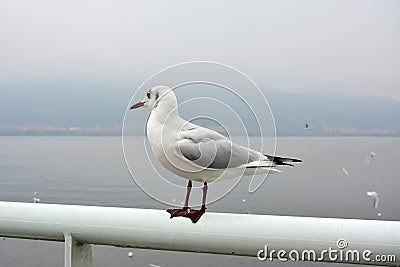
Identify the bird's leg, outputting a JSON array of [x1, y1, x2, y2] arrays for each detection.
[[184, 180, 192, 208], [184, 182, 207, 223], [167, 180, 192, 218]]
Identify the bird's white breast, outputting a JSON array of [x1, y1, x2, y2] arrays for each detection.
[[146, 110, 184, 174]]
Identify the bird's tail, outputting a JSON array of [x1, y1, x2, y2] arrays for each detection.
[[264, 154, 302, 167]]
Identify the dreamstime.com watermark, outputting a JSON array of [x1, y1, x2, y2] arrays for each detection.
[[257, 238, 397, 264]]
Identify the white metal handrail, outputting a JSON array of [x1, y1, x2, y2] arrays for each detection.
[[0, 201, 399, 266]]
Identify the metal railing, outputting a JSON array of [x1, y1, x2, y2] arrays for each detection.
[[0, 201, 399, 266]]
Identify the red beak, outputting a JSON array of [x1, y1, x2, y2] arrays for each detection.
[[130, 101, 145, 109]]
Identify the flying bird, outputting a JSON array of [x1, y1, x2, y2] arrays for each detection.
[[366, 191, 380, 209], [131, 86, 301, 223]]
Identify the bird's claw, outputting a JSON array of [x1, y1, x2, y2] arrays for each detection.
[[166, 207, 189, 218], [183, 206, 206, 223]]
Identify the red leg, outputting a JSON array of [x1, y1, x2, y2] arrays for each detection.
[[184, 182, 207, 223], [184, 180, 192, 207], [167, 180, 192, 218]]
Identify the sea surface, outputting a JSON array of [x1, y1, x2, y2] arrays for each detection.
[[0, 136, 399, 267]]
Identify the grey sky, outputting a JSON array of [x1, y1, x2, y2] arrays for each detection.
[[0, 0, 399, 100]]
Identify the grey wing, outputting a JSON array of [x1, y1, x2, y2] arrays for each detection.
[[177, 126, 261, 169]]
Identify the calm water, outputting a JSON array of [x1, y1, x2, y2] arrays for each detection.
[[0, 136, 399, 266]]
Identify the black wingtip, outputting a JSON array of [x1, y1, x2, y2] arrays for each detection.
[[265, 154, 302, 165]]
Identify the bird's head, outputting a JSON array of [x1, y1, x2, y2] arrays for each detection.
[[130, 85, 177, 111]]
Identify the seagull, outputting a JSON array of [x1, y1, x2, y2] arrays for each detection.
[[366, 191, 379, 209], [131, 86, 301, 223]]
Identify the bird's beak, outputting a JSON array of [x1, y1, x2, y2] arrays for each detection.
[[130, 101, 145, 110]]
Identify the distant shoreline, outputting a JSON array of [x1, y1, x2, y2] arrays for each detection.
[[1, 133, 398, 137]]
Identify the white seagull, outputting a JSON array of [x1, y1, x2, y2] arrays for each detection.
[[366, 191, 380, 209], [131, 86, 301, 223]]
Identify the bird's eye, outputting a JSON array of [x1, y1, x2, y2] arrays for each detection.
[[147, 92, 151, 98]]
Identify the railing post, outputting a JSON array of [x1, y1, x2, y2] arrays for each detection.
[[64, 233, 93, 267]]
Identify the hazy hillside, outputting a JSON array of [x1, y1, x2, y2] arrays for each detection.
[[268, 90, 400, 136], [1, 84, 399, 136]]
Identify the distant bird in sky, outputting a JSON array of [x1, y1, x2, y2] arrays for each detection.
[[366, 191, 380, 209], [304, 123, 310, 130], [131, 86, 301, 223]]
